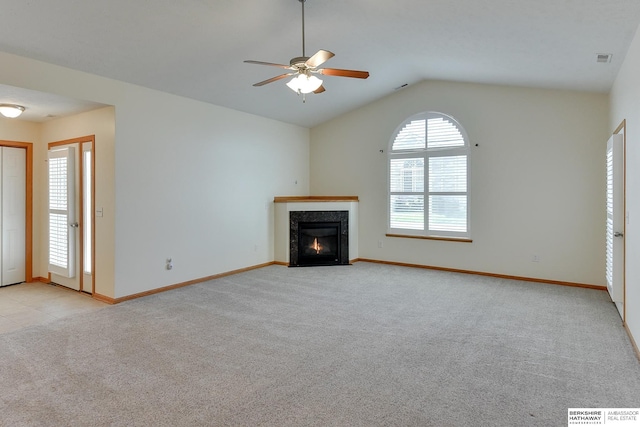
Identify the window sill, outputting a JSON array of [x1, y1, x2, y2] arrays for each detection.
[[386, 233, 472, 243]]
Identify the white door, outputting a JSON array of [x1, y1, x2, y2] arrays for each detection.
[[1, 147, 26, 286], [48, 146, 80, 291], [606, 134, 624, 318], [48, 140, 94, 294]]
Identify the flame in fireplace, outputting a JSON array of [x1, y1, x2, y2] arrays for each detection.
[[311, 237, 322, 254]]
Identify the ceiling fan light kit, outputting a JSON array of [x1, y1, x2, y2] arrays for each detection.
[[286, 74, 323, 94], [244, 0, 369, 100], [0, 104, 26, 118]]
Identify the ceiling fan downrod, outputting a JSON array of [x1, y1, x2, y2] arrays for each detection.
[[300, 0, 306, 58]]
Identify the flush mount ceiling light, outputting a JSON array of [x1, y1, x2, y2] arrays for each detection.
[[244, 0, 369, 100], [0, 104, 25, 118]]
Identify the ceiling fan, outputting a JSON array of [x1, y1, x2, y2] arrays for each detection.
[[244, 0, 369, 98]]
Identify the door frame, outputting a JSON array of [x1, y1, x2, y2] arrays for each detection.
[[0, 140, 33, 283], [48, 135, 95, 294], [613, 120, 627, 322]]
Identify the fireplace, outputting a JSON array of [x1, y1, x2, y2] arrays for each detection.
[[273, 196, 358, 265], [290, 211, 349, 266]]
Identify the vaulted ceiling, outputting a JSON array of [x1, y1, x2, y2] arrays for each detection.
[[1, 0, 640, 127]]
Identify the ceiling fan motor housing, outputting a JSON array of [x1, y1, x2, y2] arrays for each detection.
[[291, 56, 311, 69]]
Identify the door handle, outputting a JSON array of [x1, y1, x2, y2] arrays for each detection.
[[614, 231, 624, 238], [70, 222, 79, 228]]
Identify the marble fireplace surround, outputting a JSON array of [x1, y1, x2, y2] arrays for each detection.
[[274, 196, 359, 265]]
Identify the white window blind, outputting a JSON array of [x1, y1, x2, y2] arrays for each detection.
[[388, 112, 470, 238], [429, 155, 467, 192], [427, 117, 465, 149], [393, 120, 426, 150], [48, 147, 76, 278], [606, 146, 614, 287]]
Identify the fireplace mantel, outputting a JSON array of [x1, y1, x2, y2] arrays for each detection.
[[274, 196, 359, 203], [273, 196, 359, 265]]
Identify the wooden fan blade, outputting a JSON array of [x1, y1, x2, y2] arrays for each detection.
[[305, 50, 335, 68], [313, 85, 326, 94], [253, 73, 294, 87], [244, 60, 292, 69], [318, 68, 369, 79]]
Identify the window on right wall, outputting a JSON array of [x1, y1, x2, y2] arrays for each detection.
[[388, 111, 470, 240]]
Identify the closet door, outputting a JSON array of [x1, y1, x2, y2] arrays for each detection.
[[1, 147, 26, 286]]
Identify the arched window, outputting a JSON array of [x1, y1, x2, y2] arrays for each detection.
[[388, 112, 470, 239]]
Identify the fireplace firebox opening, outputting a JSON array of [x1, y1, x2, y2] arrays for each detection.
[[298, 222, 340, 266], [290, 211, 349, 267]]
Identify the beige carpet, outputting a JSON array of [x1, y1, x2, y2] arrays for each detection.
[[1, 262, 638, 426]]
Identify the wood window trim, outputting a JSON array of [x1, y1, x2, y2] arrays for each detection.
[[386, 233, 472, 243]]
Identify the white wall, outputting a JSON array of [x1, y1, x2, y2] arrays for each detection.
[[310, 80, 609, 285], [610, 24, 640, 350], [113, 88, 309, 297], [0, 116, 41, 143], [0, 51, 310, 299]]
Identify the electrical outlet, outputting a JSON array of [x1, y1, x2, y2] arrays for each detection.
[[532, 255, 539, 263], [166, 258, 173, 270]]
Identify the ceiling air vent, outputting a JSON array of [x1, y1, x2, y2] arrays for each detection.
[[596, 53, 612, 63]]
